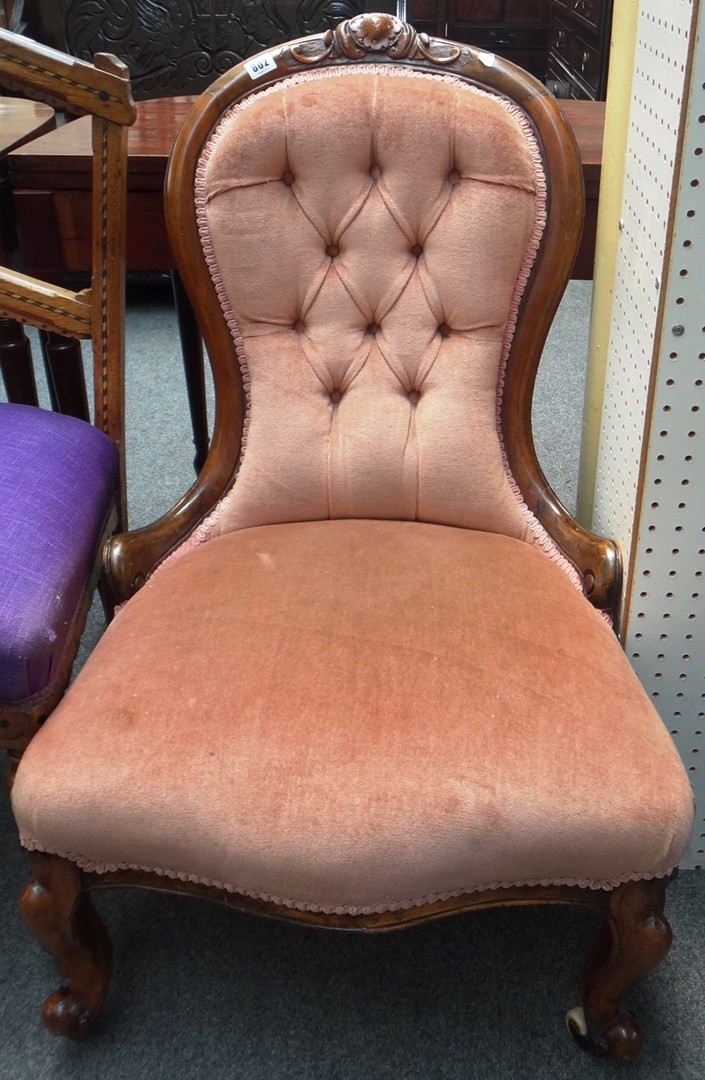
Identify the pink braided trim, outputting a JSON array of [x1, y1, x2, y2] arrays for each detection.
[[19, 836, 672, 916]]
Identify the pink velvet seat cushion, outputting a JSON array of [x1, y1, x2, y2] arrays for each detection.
[[12, 520, 694, 915]]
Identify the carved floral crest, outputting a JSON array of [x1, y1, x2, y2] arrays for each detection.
[[290, 13, 461, 66]]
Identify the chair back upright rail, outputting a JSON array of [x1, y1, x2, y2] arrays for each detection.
[[106, 13, 619, 618], [0, 28, 136, 527]]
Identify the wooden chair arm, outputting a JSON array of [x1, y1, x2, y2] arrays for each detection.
[[0, 28, 135, 122]]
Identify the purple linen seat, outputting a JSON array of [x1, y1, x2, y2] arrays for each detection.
[[0, 402, 118, 704]]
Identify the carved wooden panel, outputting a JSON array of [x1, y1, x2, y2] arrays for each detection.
[[23, 0, 395, 98], [452, 1, 502, 23]]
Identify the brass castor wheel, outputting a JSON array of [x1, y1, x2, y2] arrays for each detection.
[[565, 1006, 590, 1051], [565, 1004, 642, 1060]]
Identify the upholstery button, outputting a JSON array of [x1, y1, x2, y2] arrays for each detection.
[[408, 389, 420, 405], [326, 244, 339, 258], [282, 169, 295, 186], [438, 322, 450, 337], [448, 167, 461, 185], [411, 243, 423, 258], [330, 388, 342, 404], [369, 163, 381, 180], [293, 319, 305, 333], [367, 322, 379, 335]]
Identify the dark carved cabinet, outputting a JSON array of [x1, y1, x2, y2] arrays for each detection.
[[546, 0, 613, 100], [409, 1, 551, 81], [12, 2, 613, 100], [19, 0, 396, 99]]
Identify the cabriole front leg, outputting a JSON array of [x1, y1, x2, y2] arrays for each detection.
[[19, 851, 112, 1039], [567, 877, 672, 1060]]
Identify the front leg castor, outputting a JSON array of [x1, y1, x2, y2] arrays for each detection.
[[43, 986, 99, 1040], [566, 1003, 642, 1059], [19, 853, 112, 1039], [568, 877, 671, 1061]]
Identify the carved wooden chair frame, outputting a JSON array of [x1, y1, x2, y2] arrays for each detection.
[[14, 16, 673, 1062], [0, 29, 134, 752]]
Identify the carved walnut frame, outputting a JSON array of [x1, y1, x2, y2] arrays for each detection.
[[15, 16, 672, 1061]]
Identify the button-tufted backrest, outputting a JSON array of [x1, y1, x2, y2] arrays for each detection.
[[195, 65, 552, 546]]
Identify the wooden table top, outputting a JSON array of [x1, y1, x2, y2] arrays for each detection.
[[0, 98, 55, 156], [9, 95, 605, 190]]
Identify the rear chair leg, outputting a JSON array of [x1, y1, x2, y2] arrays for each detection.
[[19, 851, 112, 1039], [566, 877, 672, 1060]]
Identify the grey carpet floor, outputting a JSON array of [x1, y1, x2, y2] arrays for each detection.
[[1, 281, 703, 1078]]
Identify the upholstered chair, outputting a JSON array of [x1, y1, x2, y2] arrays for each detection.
[[0, 31, 134, 764], [9, 14, 694, 1060]]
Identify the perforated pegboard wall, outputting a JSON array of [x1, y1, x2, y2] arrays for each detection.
[[592, 0, 704, 868]]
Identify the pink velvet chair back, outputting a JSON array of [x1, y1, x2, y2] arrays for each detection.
[[196, 65, 547, 544], [149, 16, 606, 609]]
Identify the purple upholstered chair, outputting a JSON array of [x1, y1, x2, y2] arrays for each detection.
[[0, 31, 135, 764]]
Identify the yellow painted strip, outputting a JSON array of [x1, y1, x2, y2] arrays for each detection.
[[577, 0, 640, 527]]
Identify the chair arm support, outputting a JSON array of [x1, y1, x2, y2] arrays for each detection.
[[0, 29, 135, 123], [103, 463, 237, 605], [525, 470, 622, 626]]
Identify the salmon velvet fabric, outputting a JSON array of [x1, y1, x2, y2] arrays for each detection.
[[13, 521, 694, 915], [196, 68, 545, 540]]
